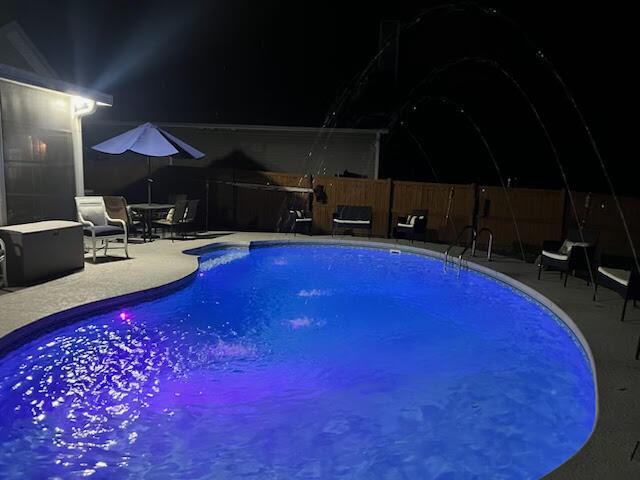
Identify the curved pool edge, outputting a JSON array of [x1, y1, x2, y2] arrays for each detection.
[[0, 237, 600, 477], [246, 239, 600, 476], [0, 241, 245, 358]]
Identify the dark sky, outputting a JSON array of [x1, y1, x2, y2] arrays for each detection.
[[1, 1, 635, 193]]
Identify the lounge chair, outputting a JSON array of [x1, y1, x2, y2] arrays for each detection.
[[394, 209, 427, 243], [75, 196, 128, 262], [593, 264, 640, 321], [537, 229, 598, 286], [0, 238, 6, 288], [332, 205, 373, 237], [104, 196, 143, 238], [288, 209, 313, 235]]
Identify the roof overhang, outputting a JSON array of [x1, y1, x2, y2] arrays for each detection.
[[87, 120, 386, 135], [0, 63, 112, 106]]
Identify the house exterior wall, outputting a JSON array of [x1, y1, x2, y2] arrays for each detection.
[[82, 121, 381, 198], [0, 79, 79, 225]]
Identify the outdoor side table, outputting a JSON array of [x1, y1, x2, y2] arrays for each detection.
[[0, 220, 84, 287], [129, 203, 174, 242]]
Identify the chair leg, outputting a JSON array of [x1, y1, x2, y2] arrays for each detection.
[[563, 271, 568, 287], [124, 235, 129, 258], [104, 240, 109, 256], [621, 298, 629, 322], [538, 261, 542, 280], [92, 235, 96, 263], [593, 282, 598, 301]]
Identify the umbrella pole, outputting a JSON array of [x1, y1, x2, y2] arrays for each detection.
[[205, 178, 210, 232], [147, 156, 152, 205]]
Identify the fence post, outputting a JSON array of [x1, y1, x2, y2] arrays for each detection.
[[560, 188, 568, 241], [471, 183, 479, 233]]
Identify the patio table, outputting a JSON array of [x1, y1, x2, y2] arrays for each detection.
[[129, 203, 174, 242]]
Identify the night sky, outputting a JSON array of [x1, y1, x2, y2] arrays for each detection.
[[1, 1, 634, 193]]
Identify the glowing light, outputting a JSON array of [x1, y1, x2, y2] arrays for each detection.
[[72, 96, 96, 116], [119, 312, 127, 321]]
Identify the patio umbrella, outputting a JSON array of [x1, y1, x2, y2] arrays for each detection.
[[92, 122, 205, 204]]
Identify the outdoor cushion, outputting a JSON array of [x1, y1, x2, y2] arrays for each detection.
[[295, 218, 312, 222], [542, 250, 568, 261], [396, 223, 414, 228], [333, 219, 370, 225], [559, 239, 593, 254], [84, 225, 124, 237], [154, 219, 179, 226], [598, 266, 630, 286]]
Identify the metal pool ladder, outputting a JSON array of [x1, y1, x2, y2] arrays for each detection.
[[444, 225, 494, 271]]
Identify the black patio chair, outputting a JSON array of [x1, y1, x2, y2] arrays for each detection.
[[152, 199, 189, 241], [593, 262, 640, 321], [538, 229, 598, 287], [287, 209, 313, 235], [181, 199, 200, 236], [332, 205, 372, 237], [393, 209, 428, 243]]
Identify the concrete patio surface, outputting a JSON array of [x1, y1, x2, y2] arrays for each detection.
[[0, 232, 639, 478]]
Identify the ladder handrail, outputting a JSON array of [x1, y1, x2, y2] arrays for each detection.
[[444, 225, 476, 266], [471, 227, 494, 261]]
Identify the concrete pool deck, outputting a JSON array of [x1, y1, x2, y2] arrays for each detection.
[[0, 231, 639, 478]]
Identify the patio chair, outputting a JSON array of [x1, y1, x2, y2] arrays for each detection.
[[537, 229, 598, 287], [393, 209, 428, 243], [182, 199, 200, 236], [104, 196, 143, 238], [158, 194, 188, 220], [332, 205, 372, 237], [75, 196, 128, 262], [287, 209, 312, 235], [0, 238, 6, 288], [152, 199, 189, 240], [593, 263, 640, 322]]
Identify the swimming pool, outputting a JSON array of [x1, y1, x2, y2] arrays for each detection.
[[0, 244, 596, 479]]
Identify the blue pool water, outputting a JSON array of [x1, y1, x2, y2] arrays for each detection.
[[0, 245, 595, 479]]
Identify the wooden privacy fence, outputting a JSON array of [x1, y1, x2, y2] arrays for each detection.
[[228, 170, 311, 231], [566, 192, 640, 258], [391, 181, 475, 244], [311, 176, 392, 237], [477, 186, 565, 253], [91, 164, 640, 259]]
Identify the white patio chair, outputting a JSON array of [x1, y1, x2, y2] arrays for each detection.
[[75, 196, 128, 262]]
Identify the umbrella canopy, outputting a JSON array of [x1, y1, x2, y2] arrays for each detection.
[[92, 122, 205, 159], [92, 122, 205, 205]]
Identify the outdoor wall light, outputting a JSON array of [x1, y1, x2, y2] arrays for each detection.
[[72, 95, 96, 116]]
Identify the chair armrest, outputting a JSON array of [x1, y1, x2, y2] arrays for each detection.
[[106, 215, 128, 236], [397, 215, 408, 224], [79, 219, 95, 228], [332, 213, 340, 220], [542, 240, 562, 252]]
